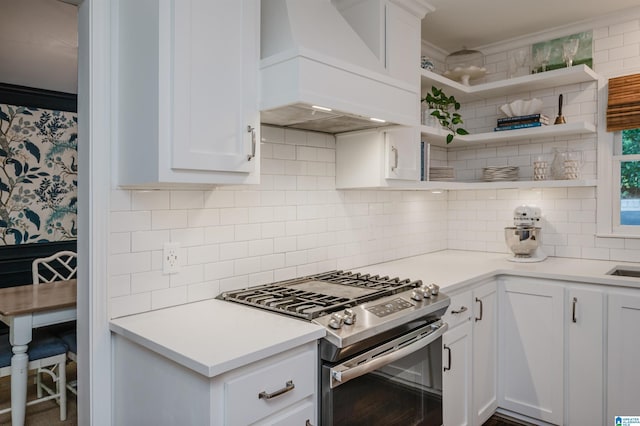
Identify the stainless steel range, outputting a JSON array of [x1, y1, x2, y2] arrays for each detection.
[[218, 270, 450, 425]]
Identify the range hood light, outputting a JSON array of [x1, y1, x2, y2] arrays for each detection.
[[311, 105, 333, 112], [370, 117, 386, 123]]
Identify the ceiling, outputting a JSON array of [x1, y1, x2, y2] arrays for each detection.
[[422, 0, 640, 52], [0, 0, 78, 93]]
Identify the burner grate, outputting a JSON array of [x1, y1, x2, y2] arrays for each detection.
[[218, 270, 424, 320]]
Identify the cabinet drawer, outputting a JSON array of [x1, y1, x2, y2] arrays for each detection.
[[442, 291, 472, 328], [225, 349, 315, 425]]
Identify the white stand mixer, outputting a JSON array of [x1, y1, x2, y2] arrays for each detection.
[[505, 205, 547, 263]]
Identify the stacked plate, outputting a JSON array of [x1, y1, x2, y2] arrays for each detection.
[[429, 166, 455, 181], [482, 166, 519, 182]]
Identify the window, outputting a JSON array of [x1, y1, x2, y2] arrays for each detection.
[[615, 129, 640, 229], [598, 72, 640, 237]]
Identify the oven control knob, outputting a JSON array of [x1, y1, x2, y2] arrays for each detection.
[[420, 285, 432, 299], [343, 309, 356, 325], [329, 313, 344, 329], [428, 283, 440, 296], [411, 290, 423, 301]]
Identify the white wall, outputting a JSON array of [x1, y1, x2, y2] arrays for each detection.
[[109, 126, 448, 318]]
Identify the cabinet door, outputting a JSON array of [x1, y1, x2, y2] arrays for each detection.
[[499, 279, 564, 425], [608, 292, 640, 418], [384, 127, 420, 181], [171, 0, 259, 174], [443, 321, 472, 426], [566, 287, 604, 425], [472, 282, 497, 426]]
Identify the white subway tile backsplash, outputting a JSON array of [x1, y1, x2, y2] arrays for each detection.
[[151, 287, 188, 310], [111, 232, 131, 254], [111, 252, 151, 275], [152, 210, 188, 230], [131, 270, 170, 294], [171, 191, 204, 209], [132, 191, 170, 211], [131, 230, 170, 252], [204, 260, 234, 281], [111, 211, 152, 233], [111, 190, 131, 211], [108, 15, 640, 318], [187, 281, 220, 302]]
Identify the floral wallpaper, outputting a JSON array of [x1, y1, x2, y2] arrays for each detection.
[[0, 103, 77, 245]]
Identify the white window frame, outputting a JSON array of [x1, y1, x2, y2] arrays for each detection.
[[596, 70, 640, 238], [611, 132, 640, 235]]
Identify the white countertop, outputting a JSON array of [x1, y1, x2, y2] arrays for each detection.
[[110, 250, 640, 378], [354, 250, 640, 293], [109, 298, 325, 378]]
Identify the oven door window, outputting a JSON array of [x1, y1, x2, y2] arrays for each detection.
[[322, 323, 445, 426]]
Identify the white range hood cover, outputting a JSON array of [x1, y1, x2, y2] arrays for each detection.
[[260, 0, 430, 133]]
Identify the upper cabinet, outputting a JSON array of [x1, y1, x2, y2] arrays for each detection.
[[115, 0, 260, 188]]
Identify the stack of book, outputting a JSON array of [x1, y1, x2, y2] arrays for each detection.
[[494, 114, 549, 132]]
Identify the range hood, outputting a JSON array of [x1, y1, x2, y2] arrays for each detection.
[[260, 0, 433, 134]]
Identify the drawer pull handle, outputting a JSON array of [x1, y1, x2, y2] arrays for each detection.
[[475, 297, 483, 322], [258, 380, 295, 400], [247, 125, 257, 161], [391, 145, 398, 171], [443, 344, 451, 371], [451, 306, 467, 314], [572, 297, 578, 323]]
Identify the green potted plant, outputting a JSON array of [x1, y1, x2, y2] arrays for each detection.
[[422, 86, 469, 144]]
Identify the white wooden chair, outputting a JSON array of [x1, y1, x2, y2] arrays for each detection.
[[32, 250, 77, 284], [0, 331, 68, 421], [31, 250, 78, 401]]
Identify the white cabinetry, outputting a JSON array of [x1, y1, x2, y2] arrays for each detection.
[[443, 320, 472, 426], [472, 282, 497, 425], [499, 278, 564, 424], [116, 0, 260, 188], [442, 282, 497, 426], [112, 336, 318, 426], [607, 291, 640, 418], [566, 286, 604, 426], [336, 126, 420, 188]]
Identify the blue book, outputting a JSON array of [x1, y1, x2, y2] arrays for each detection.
[[497, 114, 544, 124], [494, 122, 543, 131]]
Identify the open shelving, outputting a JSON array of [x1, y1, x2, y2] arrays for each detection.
[[420, 121, 597, 147], [420, 64, 600, 102]]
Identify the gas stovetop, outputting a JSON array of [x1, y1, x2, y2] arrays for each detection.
[[218, 270, 450, 352]]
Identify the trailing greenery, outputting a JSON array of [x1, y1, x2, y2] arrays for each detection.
[[621, 128, 640, 199], [422, 86, 469, 144]]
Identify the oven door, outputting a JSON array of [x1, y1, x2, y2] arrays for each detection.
[[320, 320, 447, 426]]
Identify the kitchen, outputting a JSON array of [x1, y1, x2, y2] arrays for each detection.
[[2, 0, 640, 425]]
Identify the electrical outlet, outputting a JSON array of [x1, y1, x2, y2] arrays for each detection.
[[163, 242, 181, 274]]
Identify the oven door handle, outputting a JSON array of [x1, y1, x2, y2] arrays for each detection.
[[330, 321, 448, 389]]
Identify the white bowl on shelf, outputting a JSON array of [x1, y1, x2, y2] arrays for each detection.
[[500, 98, 543, 117]]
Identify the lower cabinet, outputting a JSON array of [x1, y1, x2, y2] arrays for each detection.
[[499, 278, 564, 425], [443, 320, 472, 426], [112, 336, 317, 425], [444, 276, 635, 426], [607, 291, 640, 419], [442, 280, 497, 426], [566, 286, 604, 426], [472, 282, 498, 425]]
